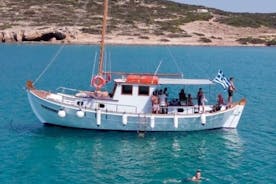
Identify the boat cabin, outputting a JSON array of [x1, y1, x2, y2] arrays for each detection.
[[111, 75, 159, 113], [93, 74, 214, 114]]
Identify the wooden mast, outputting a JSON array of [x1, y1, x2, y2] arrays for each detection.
[[98, 0, 108, 76]]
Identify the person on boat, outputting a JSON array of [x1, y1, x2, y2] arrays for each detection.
[[197, 88, 205, 113], [163, 87, 169, 97], [217, 94, 224, 106], [163, 87, 169, 113], [151, 91, 159, 114], [187, 93, 193, 106], [179, 89, 187, 106], [169, 98, 179, 106], [159, 89, 167, 114], [227, 77, 236, 107], [212, 94, 225, 112]]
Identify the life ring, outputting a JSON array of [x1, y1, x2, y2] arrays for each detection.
[[91, 75, 106, 89]]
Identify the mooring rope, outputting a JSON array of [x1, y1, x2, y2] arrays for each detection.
[[33, 45, 65, 85]]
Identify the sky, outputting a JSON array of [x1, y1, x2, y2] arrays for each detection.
[[172, 0, 276, 13]]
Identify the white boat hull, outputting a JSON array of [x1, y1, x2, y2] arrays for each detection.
[[26, 0, 246, 132], [27, 89, 246, 132]]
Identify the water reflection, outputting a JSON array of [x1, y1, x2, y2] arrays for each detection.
[[18, 127, 244, 183], [1, 45, 275, 183]]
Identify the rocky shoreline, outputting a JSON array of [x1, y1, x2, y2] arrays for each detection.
[[0, 27, 72, 43], [1, 0, 276, 46], [2, 27, 276, 47]]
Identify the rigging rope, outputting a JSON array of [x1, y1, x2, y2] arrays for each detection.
[[108, 52, 112, 74], [91, 52, 98, 80], [154, 60, 163, 75], [166, 46, 183, 78], [33, 0, 91, 86], [33, 45, 65, 85], [137, 1, 184, 77]]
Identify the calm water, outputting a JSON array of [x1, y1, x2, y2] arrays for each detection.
[[0, 44, 275, 183]]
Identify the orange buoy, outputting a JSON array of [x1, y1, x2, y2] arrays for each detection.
[[91, 75, 106, 89]]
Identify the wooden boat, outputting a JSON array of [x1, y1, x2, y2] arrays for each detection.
[[26, 0, 246, 132]]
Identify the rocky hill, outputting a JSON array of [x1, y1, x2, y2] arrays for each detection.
[[1, 0, 276, 46]]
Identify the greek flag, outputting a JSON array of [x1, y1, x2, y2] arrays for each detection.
[[213, 70, 231, 89]]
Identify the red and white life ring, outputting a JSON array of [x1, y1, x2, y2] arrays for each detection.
[[91, 75, 106, 89]]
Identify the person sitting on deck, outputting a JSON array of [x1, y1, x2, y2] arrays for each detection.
[[211, 94, 225, 112], [187, 93, 193, 106], [179, 89, 187, 106], [169, 98, 179, 106], [218, 94, 225, 106]]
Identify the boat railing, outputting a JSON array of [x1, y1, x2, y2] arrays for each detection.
[[167, 104, 216, 115], [50, 87, 138, 113], [94, 101, 138, 114], [167, 105, 196, 115]]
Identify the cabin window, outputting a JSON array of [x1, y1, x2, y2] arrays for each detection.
[[122, 85, 133, 95], [138, 86, 149, 96]]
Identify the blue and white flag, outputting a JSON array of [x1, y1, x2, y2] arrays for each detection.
[[213, 70, 231, 90]]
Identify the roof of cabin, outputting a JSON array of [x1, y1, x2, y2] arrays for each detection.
[[114, 78, 213, 85], [158, 78, 213, 85]]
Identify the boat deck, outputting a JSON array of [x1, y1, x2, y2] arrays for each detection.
[[31, 89, 50, 99], [29, 89, 245, 116]]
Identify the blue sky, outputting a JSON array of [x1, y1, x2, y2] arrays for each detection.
[[172, 0, 276, 13]]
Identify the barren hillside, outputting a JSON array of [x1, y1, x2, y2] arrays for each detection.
[[1, 0, 276, 45]]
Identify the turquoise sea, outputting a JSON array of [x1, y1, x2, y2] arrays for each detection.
[[0, 44, 275, 183]]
